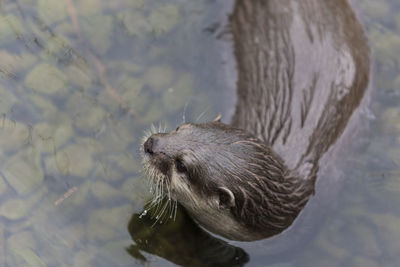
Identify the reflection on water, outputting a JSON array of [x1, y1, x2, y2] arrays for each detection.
[[128, 202, 248, 267], [0, 0, 399, 266]]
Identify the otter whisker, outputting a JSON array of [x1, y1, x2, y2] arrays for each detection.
[[149, 195, 164, 218], [171, 199, 178, 220], [165, 180, 171, 202], [150, 195, 170, 226], [145, 193, 164, 212], [157, 122, 167, 134], [162, 174, 174, 219], [152, 184, 162, 209], [158, 182, 165, 200], [156, 177, 163, 201], [155, 197, 171, 224], [160, 199, 172, 222], [140, 124, 180, 224], [138, 0, 370, 242]]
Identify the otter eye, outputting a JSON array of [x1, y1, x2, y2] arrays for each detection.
[[175, 159, 187, 173]]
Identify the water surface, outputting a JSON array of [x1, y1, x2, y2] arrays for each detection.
[[0, 0, 399, 266]]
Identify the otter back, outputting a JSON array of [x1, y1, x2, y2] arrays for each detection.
[[231, 0, 370, 179]]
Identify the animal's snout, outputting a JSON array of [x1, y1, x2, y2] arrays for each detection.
[[144, 137, 154, 154], [144, 133, 169, 155]]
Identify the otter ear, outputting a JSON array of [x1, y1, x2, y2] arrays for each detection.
[[217, 187, 235, 209], [213, 114, 222, 122]]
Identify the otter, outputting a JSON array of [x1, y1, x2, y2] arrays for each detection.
[[141, 0, 370, 241]]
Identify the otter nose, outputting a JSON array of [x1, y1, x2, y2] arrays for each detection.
[[144, 137, 154, 154]]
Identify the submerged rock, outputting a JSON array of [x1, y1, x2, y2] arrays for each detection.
[[10, 248, 47, 267], [87, 205, 132, 242], [38, 0, 67, 25], [369, 213, 400, 258], [67, 93, 106, 134], [0, 119, 30, 153], [25, 63, 66, 94], [148, 4, 180, 35], [0, 15, 24, 44], [73, 246, 97, 267], [0, 85, 17, 114], [0, 188, 45, 220], [90, 181, 121, 201], [82, 15, 113, 55], [2, 149, 44, 196], [6, 231, 46, 267], [0, 176, 8, 196], [50, 143, 95, 177]]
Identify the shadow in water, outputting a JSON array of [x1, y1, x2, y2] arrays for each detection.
[[127, 203, 249, 267]]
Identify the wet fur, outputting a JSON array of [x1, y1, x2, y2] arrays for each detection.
[[142, 122, 315, 240], [141, 0, 369, 241]]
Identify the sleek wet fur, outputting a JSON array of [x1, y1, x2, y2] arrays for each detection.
[[142, 0, 369, 241]]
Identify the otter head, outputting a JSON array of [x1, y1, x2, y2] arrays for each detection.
[[141, 121, 313, 241]]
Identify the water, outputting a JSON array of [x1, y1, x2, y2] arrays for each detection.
[[0, 0, 398, 266]]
